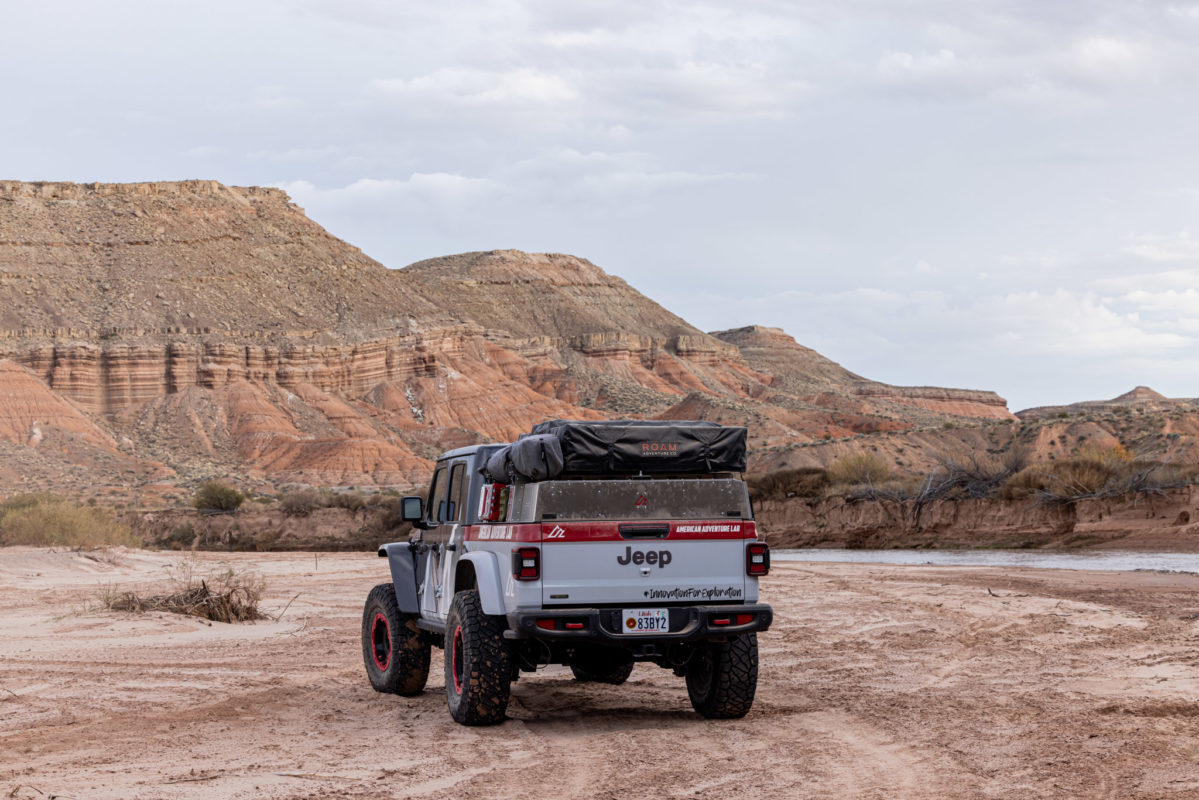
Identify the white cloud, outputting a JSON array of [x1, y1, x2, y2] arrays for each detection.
[[877, 49, 960, 81], [508, 147, 755, 201], [1057, 37, 1157, 90], [248, 146, 344, 162], [278, 173, 504, 214], [185, 145, 225, 157], [1167, 4, 1199, 19], [1122, 232, 1199, 263], [1122, 288, 1199, 315], [1091, 268, 1199, 293], [372, 68, 581, 130]]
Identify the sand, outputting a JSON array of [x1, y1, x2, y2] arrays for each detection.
[[2, 547, 1198, 799]]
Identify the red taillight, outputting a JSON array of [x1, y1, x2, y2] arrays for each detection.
[[512, 547, 540, 581], [711, 617, 731, 626], [736, 613, 754, 625], [478, 483, 507, 522], [746, 542, 770, 576], [536, 618, 556, 630], [565, 622, 584, 630]]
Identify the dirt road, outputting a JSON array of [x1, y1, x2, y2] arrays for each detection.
[[2, 547, 1198, 799]]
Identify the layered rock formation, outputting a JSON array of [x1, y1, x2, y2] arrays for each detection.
[[1019, 386, 1199, 421], [0, 180, 1016, 497]]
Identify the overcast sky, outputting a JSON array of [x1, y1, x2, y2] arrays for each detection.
[[4, 1, 1199, 411]]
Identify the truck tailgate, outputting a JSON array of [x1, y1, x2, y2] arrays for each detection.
[[539, 521, 753, 606]]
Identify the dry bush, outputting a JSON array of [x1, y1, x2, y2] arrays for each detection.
[[0, 492, 61, 519], [921, 447, 1029, 501], [1002, 459, 1115, 500], [279, 487, 331, 516], [0, 496, 138, 548], [748, 467, 831, 500], [279, 488, 369, 515], [1001, 449, 1199, 502], [193, 481, 245, 513], [1076, 443, 1131, 467], [829, 452, 890, 486], [331, 491, 369, 512], [102, 559, 265, 623]]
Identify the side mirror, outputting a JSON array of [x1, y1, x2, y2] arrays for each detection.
[[401, 496, 424, 524]]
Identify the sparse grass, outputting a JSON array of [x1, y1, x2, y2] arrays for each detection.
[[829, 452, 890, 486], [748, 467, 830, 500], [280, 488, 372, 516], [102, 558, 265, 623], [0, 495, 139, 548]]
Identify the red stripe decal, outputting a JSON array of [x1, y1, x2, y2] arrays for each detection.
[[463, 523, 542, 542], [541, 520, 757, 542]]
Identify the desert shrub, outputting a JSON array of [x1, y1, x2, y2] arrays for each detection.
[[748, 467, 831, 500], [330, 491, 369, 513], [0, 497, 139, 548], [193, 481, 245, 512], [279, 487, 330, 516], [1076, 443, 1131, 467], [278, 488, 369, 516], [829, 453, 890, 486], [165, 523, 196, 550], [1001, 459, 1115, 500], [920, 448, 1029, 501], [0, 492, 62, 522]]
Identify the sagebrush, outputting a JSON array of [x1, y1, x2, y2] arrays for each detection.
[[193, 481, 245, 512]]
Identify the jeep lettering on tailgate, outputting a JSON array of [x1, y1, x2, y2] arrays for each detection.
[[616, 546, 672, 567]]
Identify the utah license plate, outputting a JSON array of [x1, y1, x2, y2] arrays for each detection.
[[622, 608, 669, 634]]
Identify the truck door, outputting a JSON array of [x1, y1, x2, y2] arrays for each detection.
[[420, 460, 470, 621]]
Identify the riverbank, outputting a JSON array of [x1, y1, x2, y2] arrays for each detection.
[[122, 486, 1199, 554], [756, 485, 1199, 551]]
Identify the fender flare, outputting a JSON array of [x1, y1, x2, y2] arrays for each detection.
[[378, 542, 420, 614], [459, 551, 506, 616]]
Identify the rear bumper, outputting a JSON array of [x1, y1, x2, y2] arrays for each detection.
[[504, 603, 773, 644]]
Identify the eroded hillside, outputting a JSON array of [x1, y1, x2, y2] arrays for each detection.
[[0, 180, 1016, 500]]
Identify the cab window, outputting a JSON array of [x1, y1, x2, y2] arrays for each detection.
[[427, 466, 449, 525], [446, 463, 467, 523]]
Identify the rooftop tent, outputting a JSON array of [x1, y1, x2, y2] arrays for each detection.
[[482, 419, 747, 483]]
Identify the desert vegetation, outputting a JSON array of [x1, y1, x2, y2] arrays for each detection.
[[102, 558, 265, 623], [0, 494, 139, 548], [750, 444, 1199, 506], [192, 481, 246, 512]]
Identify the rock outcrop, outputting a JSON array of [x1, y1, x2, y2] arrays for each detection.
[[0, 180, 1018, 496], [1019, 386, 1198, 420]]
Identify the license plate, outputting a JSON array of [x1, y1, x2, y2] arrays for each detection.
[[621, 608, 669, 634]]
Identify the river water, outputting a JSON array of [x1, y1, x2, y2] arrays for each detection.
[[772, 549, 1199, 573]]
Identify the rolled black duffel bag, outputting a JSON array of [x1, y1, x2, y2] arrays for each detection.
[[481, 433, 565, 483]]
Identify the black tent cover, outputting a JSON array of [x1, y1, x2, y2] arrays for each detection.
[[480, 419, 747, 483]]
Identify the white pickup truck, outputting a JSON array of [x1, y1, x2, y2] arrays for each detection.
[[361, 420, 772, 725]]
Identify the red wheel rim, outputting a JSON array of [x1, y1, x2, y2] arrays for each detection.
[[371, 613, 391, 671], [451, 624, 464, 693]]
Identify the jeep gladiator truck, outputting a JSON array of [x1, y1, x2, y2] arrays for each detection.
[[361, 420, 772, 726]]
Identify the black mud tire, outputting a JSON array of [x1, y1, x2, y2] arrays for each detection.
[[570, 647, 635, 685], [444, 589, 512, 726], [685, 633, 758, 719], [361, 582, 430, 696]]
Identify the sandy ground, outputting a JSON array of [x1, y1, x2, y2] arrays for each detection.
[[2, 548, 1199, 799]]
